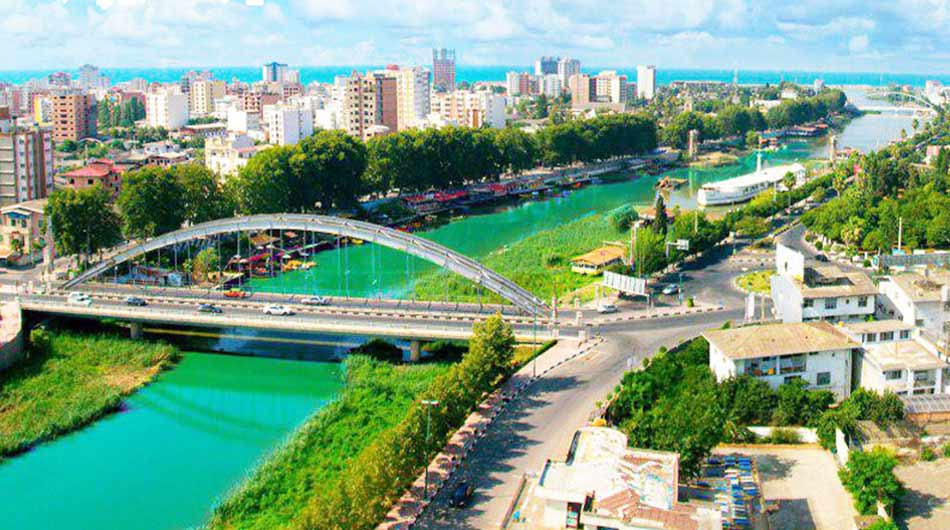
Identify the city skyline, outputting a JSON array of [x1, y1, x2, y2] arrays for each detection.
[[4, 0, 950, 74]]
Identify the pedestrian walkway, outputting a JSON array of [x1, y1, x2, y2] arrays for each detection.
[[375, 338, 602, 530]]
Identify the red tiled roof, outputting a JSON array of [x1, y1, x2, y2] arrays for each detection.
[[62, 160, 116, 178]]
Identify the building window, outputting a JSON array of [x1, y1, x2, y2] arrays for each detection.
[[816, 372, 831, 386], [779, 354, 807, 375], [880, 331, 894, 341], [803, 299, 814, 308], [858, 296, 868, 307], [783, 375, 802, 385], [865, 333, 877, 343], [900, 330, 911, 340], [884, 370, 903, 381], [916, 319, 924, 327], [824, 298, 838, 310], [744, 357, 777, 377]]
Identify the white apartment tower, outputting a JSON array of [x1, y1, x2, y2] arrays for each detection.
[[393, 67, 431, 131], [189, 79, 226, 116], [0, 120, 54, 206], [637, 65, 657, 100], [262, 104, 314, 146], [146, 91, 190, 130], [557, 58, 581, 86]]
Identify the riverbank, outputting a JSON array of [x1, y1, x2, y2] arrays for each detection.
[[208, 355, 451, 529], [0, 328, 179, 458]]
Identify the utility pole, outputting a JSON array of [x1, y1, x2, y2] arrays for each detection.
[[422, 399, 440, 500], [897, 216, 903, 250]]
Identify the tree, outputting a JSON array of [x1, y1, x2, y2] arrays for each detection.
[[838, 447, 904, 515], [116, 166, 186, 239], [866, 519, 899, 530], [190, 247, 219, 284], [772, 378, 834, 426], [57, 139, 78, 153], [291, 129, 368, 211], [45, 186, 122, 263], [833, 173, 849, 197], [634, 226, 668, 275], [841, 216, 868, 249], [719, 376, 776, 425], [464, 313, 515, 388], [229, 145, 296, 214], [926, 211, 950, 248], [494, 128, 538, 175], [653, 195, 669, 234], [609, 204, 639, 232], [172, 163, 233, 224], [9, 238, 23, 256]]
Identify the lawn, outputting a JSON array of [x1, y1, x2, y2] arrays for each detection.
[[0, 329, 179, 458], [736, 270, 775, 294]]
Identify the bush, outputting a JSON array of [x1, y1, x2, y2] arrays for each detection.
[[609, 204, 639, 232], [868, 392, 905, 428], [839, 447, 904, 515], [767, 427, 802, 444], [920, 445, 937, 462], [866, 519, 899, 530], [350, 338, 404, 363], [29, 326, 52, 355], [943, 443, 950, 458], [686, 297, 695, 308], [815, 240, 824, 250]]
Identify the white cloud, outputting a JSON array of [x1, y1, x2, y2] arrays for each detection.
[[470, 4, 524, 41], [849, 34, 870, 54], [575, 35, 614, 50]]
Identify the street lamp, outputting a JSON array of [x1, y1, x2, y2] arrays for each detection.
[[421, 399, 440, 500]]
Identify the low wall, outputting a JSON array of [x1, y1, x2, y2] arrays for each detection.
[[0, 301, 25, 371], [747, 426, 819, 444]]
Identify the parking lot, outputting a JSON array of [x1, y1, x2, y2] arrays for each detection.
[[715, 446, 856, 530]]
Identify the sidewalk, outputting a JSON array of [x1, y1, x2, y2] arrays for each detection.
[[375, 338, 602, 530]]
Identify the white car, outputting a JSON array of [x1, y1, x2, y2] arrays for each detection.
[[662, 284, 680, 296], [300, 296, 329, 306], [596, 303, 618, 314], [263, 304, 293, 316], [67, 293, 92, 306]]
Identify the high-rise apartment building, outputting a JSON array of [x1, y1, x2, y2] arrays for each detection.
[[637, 65, 656, 100], [430, 91, 506, 129], [79, 64, 105, 90], [535, 56, 559, 76], [343, 73, 378, 141], [262, 62, 289, 83], [51, 93, 97, 143], [392, 67, 430, 131], [241, 92, 281, 118], [557, 58, 581, 86], [262, 104, 314, 146], [539, 74, 562, 98], [189, 79, 227, 116], [0, 115, 54, 206], [568, 74, 592, 106], [506, 72, 536, 97], [47, 72, 71, 88], [592, 71, 627, 103], [373, 74, 398, 134], [146, 91, 189, 130], [432, 48, 456, 92]]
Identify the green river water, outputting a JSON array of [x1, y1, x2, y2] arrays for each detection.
[[0, 112, 916, 530]]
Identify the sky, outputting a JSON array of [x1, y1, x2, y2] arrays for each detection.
[[3, 0, 950, 73]]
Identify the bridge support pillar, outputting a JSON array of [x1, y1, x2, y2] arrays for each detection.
[[129, 322, 144, 340], [409, 340, 422, 362]]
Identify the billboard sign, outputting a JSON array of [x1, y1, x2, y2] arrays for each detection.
[[603, 271, 648, 296]]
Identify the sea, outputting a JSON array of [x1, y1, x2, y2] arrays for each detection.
[[2, 66, 950, 88]]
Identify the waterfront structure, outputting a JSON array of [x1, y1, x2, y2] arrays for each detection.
[[637, 65, 656, 100], [392, 66, 431, 131], [262, 104, 313, 146], [841, 320, 949, 396], [770, 245, 878, 324], [56, 158, 125, 198], [429, 90, 505, 129], [557, 57, 581, 86], [205, 134, 259, 179], [570, 246, 625, 275], [432, 48, 456, 92], [0, 198, 46, 262], [878, 270, 950, 350], [0, 117, 54, 206], [51, 92, 97, 142], [697, 163, 804, 206], [519, 426, 720, 530], [189, 79, 226, 116], [705, 321, 856, 399], [534, 56, 559, 76], [146, 91, 189, 130]]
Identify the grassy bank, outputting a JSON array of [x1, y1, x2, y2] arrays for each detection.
[[735, 270, 775, 294], [207, 355, 451, 529], [0, 328, 179, 458], [414, 213, 624, 305]]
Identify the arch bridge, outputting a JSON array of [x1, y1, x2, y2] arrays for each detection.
[[861, 89, 944, 115], [63, 214, 549, 317]]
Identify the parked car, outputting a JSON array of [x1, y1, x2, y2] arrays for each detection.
[[125, 296, 147, 307], [197, 303, 223, 314], [449, 481, 475, 508], [815, 254, 829, 262], [263, 304, 293, 316], [596, 303, 618, 314], [300, 296, 329, 306], [67, 293, 92, 306], [662, 284, 680, 296]]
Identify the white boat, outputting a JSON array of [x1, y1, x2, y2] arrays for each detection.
[[697, 163, 805, 206]]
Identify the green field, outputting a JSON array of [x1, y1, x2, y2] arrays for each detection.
[[0, 329, 179, 458], [735, 270, 775, 294]]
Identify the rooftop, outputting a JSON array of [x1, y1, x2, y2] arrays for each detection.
[[842, 319, 915, 335], [0, 198, 47, 215], [61, 158, 120, 178], [863, 339, 947, 372], [886, 270, 950, 302], [571, 245, 625, 267], [796, 265, 878, 299], [704, 321, 857, 360]]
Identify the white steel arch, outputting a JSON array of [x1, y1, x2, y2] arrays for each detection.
[[63, 214, 549, 316]]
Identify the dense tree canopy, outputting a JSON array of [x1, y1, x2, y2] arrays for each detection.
[[116, 166, 187, 239], [45, 185, 122, 260]]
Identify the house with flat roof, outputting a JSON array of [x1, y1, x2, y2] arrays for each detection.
[[704, 321, 858, 398], [841, 320, 949, 396], [0, 198, 46, 263], [877, 270, 950, 352], [571, 246, 625, 275], [520, 426, 720, 530], [770, 244, 876, 323]]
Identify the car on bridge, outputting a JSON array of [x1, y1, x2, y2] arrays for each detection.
[[68, 293, 92, 307], [300, 296, 329, 306], [263, 305, 294, 316], [125, 296, 147, 307], [197, 303, 223, 314]]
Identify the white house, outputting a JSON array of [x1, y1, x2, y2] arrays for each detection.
[[704, 321, 858, 399], [771, 244, 877, 323], [842, 320, 949, 396], [877, 270, 950, 350], [146, 91, 189, 130]]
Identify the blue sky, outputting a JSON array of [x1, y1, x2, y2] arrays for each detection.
[[3, 0, 950, 73]]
